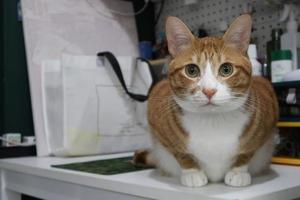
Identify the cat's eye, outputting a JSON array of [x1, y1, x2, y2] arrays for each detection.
[[185, 64, 200, 78], [219, 63, 233, 77]]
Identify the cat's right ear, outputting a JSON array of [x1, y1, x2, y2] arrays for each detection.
[[223, 14, 252, 54], [166, 16, 194, 57]]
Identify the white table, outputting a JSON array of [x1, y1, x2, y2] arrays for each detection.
[[1, 153, 300, 200]]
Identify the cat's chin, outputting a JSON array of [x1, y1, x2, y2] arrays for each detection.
[[174, 95, 248, 114], [183, 101, 248, 114]]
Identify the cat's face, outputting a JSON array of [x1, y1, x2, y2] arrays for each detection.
[[166, 15, 252, 113]]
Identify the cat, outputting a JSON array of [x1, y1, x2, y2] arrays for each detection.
[[134, 14, 278, 187]]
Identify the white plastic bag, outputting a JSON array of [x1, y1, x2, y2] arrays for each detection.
[[42, 53, 152, 156]]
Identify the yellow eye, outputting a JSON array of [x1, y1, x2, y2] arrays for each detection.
[[185, 64, 200, 78], [219, 63, 233, 77]]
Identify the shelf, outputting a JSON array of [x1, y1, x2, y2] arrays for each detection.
[[277, 122, 300, 127], [272, 157, 300, 166], [0, 146, 36, 159], [272, 80, 300, 88]]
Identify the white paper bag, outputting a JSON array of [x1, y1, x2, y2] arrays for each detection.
[[42, 53, 151, 156]]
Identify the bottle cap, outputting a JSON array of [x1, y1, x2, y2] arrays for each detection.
[[247, 44, 257, 59], [271, 50, 292, 61], [287, 10, 298, 33]]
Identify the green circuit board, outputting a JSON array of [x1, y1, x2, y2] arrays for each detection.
[[52, 156, 152, 175]]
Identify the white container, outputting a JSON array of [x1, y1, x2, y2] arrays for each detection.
[[280, 10, 300, 70], [1, 133, 22, 147], [247, 44, 262, 76], [271, 50, 293, 83]]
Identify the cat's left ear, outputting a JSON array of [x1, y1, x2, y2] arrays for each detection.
[[166, 16, 195, 57], [223, 14, 252, 54]]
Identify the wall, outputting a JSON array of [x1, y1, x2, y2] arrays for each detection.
[[0, 0, 3, 134], [1, 0, 34, 137], [154, 0, 300, 57]]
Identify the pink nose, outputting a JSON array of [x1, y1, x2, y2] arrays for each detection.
[[202, 88, 217, 99]]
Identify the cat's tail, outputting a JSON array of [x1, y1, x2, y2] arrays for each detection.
[[133, 149, 156, 167]]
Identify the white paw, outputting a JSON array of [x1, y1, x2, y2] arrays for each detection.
[[180, 169, 208, 187], [225, 170, 251, 187]]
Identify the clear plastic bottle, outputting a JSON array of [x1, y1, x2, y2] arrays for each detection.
[[280, 10, 300, 70]]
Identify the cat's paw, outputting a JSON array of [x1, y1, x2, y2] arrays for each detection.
[[225, 170, 251, 187], [180, 169, 208, 187]]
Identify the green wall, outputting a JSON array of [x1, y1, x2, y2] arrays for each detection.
[[0, 0, 4, 133], [1, 0, 34, 137]]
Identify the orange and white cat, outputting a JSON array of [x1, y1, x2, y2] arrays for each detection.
[[134, 14, 278, 187]]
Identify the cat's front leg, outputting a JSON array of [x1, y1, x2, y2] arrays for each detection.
[[224, 123, 275, 187], [225, 146, 253, 187], [176, 154, 208, 187], [225, 165, 251, 187]]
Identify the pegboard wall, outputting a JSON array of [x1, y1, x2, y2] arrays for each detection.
[[154, 0, 300, 57]]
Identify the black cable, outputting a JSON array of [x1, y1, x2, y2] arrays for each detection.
[[154, 0, 165, 26]]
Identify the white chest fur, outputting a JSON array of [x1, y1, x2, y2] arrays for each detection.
[[180, 110, 249, 182]]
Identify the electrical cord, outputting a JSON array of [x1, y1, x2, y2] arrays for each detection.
[[86, 0, 149, 17]]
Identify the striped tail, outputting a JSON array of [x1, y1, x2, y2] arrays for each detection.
[[133, 149, 156, 167]]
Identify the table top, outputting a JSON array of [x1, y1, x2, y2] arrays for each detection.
[[1, 153, 300, 200]]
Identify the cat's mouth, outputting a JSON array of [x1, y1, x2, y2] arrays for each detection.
[[203, 102, 219, 107]]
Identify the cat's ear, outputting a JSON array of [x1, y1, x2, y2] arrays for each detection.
[[166, 16, 195, 57], [223, 14, 252, 54]]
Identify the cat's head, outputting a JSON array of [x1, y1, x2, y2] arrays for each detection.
[[166, 15, 252, 113]]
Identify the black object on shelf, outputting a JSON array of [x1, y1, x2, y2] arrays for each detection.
[[0, 146, 36, 159], [266, 28, 283, 80], [273, 81, 300, 120], [273, 81, 300, 88]]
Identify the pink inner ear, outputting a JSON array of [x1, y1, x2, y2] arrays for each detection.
[[235, 27, 250, 43], [166, 17, 194, 57], [230, 30, 247, 42], [175, 35, 191, 50], [223, 15, 252, 53], [224, 29, 250, 53], [168, 32, 193, 56]]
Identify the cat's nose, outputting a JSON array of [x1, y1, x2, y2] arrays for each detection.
[[202, 88, 217, 99]]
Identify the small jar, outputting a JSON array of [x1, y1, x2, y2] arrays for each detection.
[[271, 50, 293, 83]]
